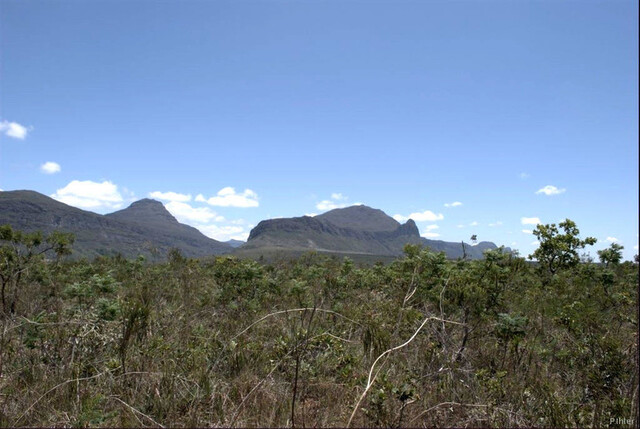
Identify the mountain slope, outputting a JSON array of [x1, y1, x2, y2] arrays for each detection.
[[245, 210, 422, 255], [420, 238, 499, 260], [316, 205, 400, 232], [0, 190, 232, 259], [243, 205, 500, 259]]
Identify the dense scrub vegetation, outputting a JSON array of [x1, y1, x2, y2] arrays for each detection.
[[0, 221, 637, 427]]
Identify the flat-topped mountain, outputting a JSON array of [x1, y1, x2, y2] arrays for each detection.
[[317, 205, 401, 232], [244, 205, 499, 259], [246, 207, 422, 255], [0, 190, 232, 259]]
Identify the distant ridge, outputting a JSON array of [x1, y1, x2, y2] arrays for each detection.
[[0, 190, 232, 259], [243, 205, 500, 259], [0, 190, 505, 261]]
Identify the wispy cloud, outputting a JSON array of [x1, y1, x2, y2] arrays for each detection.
[[51, 180, 124, 211], [316, 193, 350, 211], [197, 224, 249, 242], [0, 120, 28, 140], [421, 232, 441, 238], [522, 229, 534, 234], [606, 236, 619, 243], [488, 221, 503, 227], [420, 224, 440, 238], [444, 201, 462, 208], [317, 200, 347, 211], [197, 187, 259, 208], [40, 161, 61, 174], [521, 217, 541, 225], [149, 191, 192, 202], [162, 200, 249, 241], [519, 172, 530, 180], [535, 185, 565, 196], [393, 210, 444, 222], [164, 201, 223, 224]]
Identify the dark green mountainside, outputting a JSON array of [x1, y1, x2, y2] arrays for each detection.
[[243, 205, 500, 259], [0, 190, 232, 259]]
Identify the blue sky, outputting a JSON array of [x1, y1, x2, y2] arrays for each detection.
[[1, 0, 638, 259]]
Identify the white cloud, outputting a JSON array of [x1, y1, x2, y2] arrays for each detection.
[[469, 221, 478, 226], [305, 213, 318, 217], [535, 185, 566, 196], [521, 217, 541, 225], [164, 201, 222, 224], [457, 224, 465, 228], [511, 241, 518, 246], [634, 245, 638, 251], [444, 201, 462, 208], [149, 191, 192, 202], [316, 193, 351, 211], [393, 210, 444, 222], [519, 172, 530, 179], [0, 120, 28, 139], [197, 224, 248, 242], [421, 232, 441, 238], [40, 161, 61, 174], [488, 221, 503, 227], [317, 200, 347, 210], [51, 180, 124, 211], [522, 229, 534, 234], [531, 240, 540, 247], [200, 187, 259, 207], [606, 237, 619, 243], [421, 224, 440, 238], [159, 200, 248, 242]]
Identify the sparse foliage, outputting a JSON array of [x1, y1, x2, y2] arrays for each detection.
[[529, 219, 597, 274], [0, 224, 636, 428], [598, 242, 624, 267]]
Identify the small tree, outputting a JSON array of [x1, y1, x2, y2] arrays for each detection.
[[529, 219, 596, 274], [0, 225, 74, 315], [597, 243, 624, 268]]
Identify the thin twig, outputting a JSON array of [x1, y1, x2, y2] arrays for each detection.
[[408, 401, 523, 424], [346, 316, 464, 427], [232, 307, 361, 341], [14, 368, 116, 426], [110, 395, 165, 428], [229, 330, 339, 427]]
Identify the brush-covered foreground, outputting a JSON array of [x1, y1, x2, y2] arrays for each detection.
[[0, 227, 638, 427]]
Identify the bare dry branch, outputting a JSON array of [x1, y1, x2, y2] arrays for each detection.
[[346, 315, 464, 427]]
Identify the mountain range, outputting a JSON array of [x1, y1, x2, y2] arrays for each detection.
[[0, 190, 232, 259], [0, 190, 501, 261]]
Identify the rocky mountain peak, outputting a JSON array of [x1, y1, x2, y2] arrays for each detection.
[[398, 219, 420, 236], [107, 199, 178, 224]]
